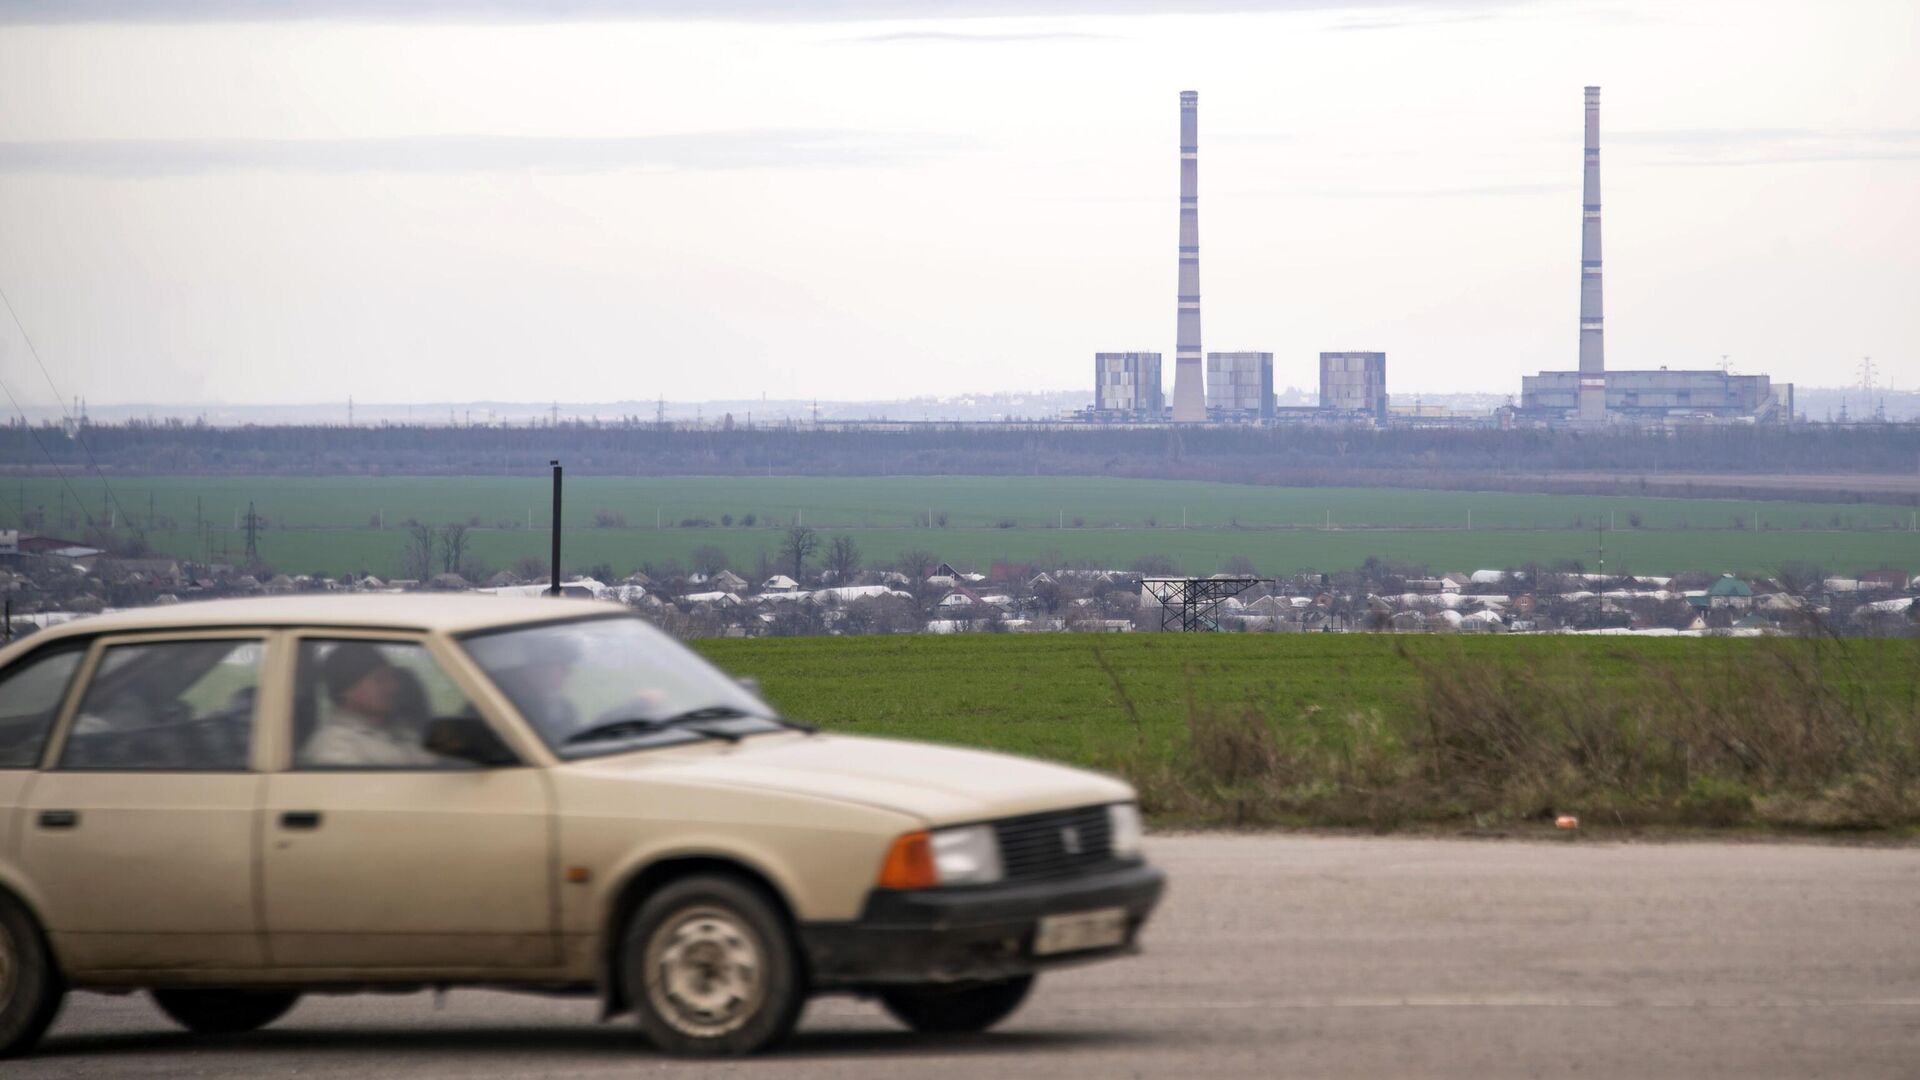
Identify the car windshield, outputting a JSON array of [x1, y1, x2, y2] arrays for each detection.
[[462, 616, 787, 759]]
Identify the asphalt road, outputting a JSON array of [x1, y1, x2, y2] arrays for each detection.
[[15, 834, 1920, 1079]]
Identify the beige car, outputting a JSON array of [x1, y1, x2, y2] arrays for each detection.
[[0, 595, 1164, 1057]]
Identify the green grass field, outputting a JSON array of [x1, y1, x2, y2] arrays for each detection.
[[693, 634, 1920, 831], [13, 475, 1918, 578]]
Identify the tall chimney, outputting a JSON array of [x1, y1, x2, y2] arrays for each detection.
[[1171, 90, 1205, 422], [1577, 85, 1606, 424]]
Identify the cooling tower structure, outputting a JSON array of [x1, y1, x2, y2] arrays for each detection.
[[1577, 86, 1606, 424], [1171, 90, 1206, 422]]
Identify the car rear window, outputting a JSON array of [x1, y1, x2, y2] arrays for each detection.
[[0, 643, 86, 768]]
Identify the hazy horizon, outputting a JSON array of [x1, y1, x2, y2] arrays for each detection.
[[0, 0, 1915, 411]]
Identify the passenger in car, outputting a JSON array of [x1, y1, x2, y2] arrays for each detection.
[[301, 643, 441, 768]]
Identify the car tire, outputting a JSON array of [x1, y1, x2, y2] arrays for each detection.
[[0, 893, 64, 1059], [879, 976, 1035, 1034], [150, 989, 301, 1035], [622, 874, 803, 1057]]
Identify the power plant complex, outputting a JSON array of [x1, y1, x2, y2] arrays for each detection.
[[1086, 87, 1792, 428]]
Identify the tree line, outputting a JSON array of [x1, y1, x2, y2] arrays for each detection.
[[4, 421, 1919, 503]]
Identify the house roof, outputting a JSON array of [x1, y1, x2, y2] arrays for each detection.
[[1708, 575, 1753, 597]]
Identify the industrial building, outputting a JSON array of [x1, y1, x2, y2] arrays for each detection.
[[1206, 352, 1273, 420], [1522, 370, 1793, 422], [1320, 352, 1388, 421], [1171, 91, 1206, 423], [1521, 86, 1791, 426], [1092, 352, 1165, 419]]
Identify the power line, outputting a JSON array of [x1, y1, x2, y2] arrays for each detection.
[[0, 283, 133, 530], [0, 364, 95, 533]]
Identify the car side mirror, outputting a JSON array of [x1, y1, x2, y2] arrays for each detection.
[[423, 715, 519, 767]]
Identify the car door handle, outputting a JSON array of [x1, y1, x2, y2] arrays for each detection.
[[280, 811, 323, 830], [38, 810, 80, 829]]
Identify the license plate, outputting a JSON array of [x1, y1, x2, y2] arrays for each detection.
[[1033, 907, 1129, 956]]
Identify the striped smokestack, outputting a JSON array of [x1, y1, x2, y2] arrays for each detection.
[[1171, 90, 1205, 422], [1577, 85, 1606, 423]]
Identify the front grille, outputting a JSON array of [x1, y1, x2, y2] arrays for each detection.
[[992, 804, 1115, 882]]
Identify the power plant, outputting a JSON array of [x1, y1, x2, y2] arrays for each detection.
[[1578, 85, 1607, 425], [1085, 86, 1791, 428], [1171, 91, 1206, 423], [1519, 86, 1793, 425]]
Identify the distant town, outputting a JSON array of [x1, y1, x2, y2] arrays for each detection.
[[6, 521, 1915, 644]]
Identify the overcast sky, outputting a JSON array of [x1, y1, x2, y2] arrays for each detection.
[[0, 0, 1913, 408]]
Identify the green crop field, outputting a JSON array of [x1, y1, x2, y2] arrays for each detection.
[[694, 634, 1920, 832], [11, 475, 1918, 578]]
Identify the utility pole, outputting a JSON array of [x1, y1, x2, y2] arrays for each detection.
[[548, 461, 563, 596]]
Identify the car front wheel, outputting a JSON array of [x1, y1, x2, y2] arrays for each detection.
[[0, 894, 64, 1058], [150, 989, 301, 1035], [623, 875, 804, 1056], [879, 975, 1034, 1034]]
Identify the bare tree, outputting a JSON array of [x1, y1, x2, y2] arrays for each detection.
[[439, 522, 470, 574], [895, 548, 938, 581], [403, 523, 436, 580], [824, 534, 861, 582], [690, 544, 729, 577], [779, 524, 819, 582]]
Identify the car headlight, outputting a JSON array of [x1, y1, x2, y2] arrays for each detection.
[[878, 825, 1004, 889], [929, 824, 1004, 885], [1109, 802, 1143, 859]]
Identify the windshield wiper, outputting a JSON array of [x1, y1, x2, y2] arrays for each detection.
[[565, 706, 764, 746]]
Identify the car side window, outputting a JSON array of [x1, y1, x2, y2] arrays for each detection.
[[61, 639, 263, 772], [0, 644, 86, 769], [293, 639, 491, 770]]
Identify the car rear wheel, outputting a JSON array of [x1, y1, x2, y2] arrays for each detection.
[[623, 875, 803, 1056], [879, 975, 1034, 1034], [150, 989, 301, 1035], [0, 894, 64, 1059]]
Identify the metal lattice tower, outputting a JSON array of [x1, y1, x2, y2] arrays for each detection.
[[242, 500, 262, 562], [1141, 577, 1265, 632]]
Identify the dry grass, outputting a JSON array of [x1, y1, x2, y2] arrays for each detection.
[[1113, 638, 1920, 832]]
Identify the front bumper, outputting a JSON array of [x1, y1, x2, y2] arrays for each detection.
[[799, 860, 1166, 989]]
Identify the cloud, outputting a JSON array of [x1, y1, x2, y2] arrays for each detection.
[[836, 29, 1121, 43], [0, 0, 1530, 24], [0, 130, 944, 176], [1227, 180, 1566, 198], [1327, 10, 1495, 30], [1611, 127, 1920, 167]]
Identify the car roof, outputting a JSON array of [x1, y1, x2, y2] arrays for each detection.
[[4, 594, 630, 653]]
